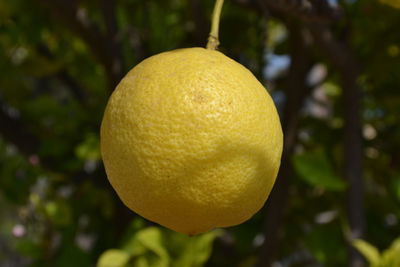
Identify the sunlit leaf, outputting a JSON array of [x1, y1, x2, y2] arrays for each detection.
[[135, 227, 170, 266], [322, 82, 341, 97], [173, 230, 222, 267], [352, 239, 381, 266], [75, 133, 101, 161], [97, 249, 130, 267], [122, 227, 170, 267], [381, 237, 400, 266]]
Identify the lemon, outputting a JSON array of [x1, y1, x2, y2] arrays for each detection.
[[101, 47, 283, 235]]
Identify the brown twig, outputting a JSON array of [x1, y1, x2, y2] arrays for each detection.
[[101, 0, 125, 92], [256, 20, 314, 266], [309, 24, 365, 267]]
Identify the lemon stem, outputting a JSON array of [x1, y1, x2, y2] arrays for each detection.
[[206, 0, 225, 50]]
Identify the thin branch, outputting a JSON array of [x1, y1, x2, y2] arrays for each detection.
[[309, 24, 365, 267], [101, 0, 125, 92], [234, 1, 364, 265], [257, 21, 314, 267]]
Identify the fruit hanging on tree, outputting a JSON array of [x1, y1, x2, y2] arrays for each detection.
[[100, 0, 283, 235]]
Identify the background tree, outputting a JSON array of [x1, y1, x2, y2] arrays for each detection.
[[0, 0, 399, 266]]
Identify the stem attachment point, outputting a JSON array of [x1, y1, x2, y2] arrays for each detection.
[[206, 0, 224, 50]]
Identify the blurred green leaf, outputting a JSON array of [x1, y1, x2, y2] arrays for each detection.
[[353, 237, 400, 267], [173, 230, 222, 267], [322, 81, 341, 97], [123, 227, 169, 267], [44, 199, 72, 227], [304, 224, 346, 264], [97, 249, 131, 267], [381, 237, 400, 266], [114, 227, 220, 267], [136, 228, 167, 256], [391, 176, 400, 201], [75, 133, 101, 161], [56, 243, 91, 267], [19, 51, 63, 77], [134, 256, 149, 267], [292, 149, 346, 191], [15, 239, 43, 258], [353, 239, 381, 266]]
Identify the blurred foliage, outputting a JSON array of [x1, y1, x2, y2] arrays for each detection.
[[0, 0, 399, 266], [97, 224, 222, 267], [353, 237, 400, 267]]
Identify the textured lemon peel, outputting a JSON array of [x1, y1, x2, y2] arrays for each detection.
[[101, 48, 283, 234]]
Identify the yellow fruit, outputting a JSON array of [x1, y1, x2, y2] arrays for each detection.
[[101, 47, 283, 235]]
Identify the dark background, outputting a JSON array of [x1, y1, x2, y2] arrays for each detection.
[[0, 0, 400, 266]]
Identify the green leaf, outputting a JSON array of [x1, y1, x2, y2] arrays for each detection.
[[44, 199, 72, 227], [382, 237, 400, 267], [391, 176, 400, 201], [56, 244, 91, 267], [123, 227, 170, 267], [97, 249, 130, 267], [75, 133, 101, 161], [135, 227, 170, 266], [20, 51, 63, 77], [322, 81, 341, 97], [352, 239, 381, 266], [15, 239, 43, 258], [292, 149, 346, 191], [304, 225, 346, 264], [134, 256, 149, 267], [173, 230, 222, 267]]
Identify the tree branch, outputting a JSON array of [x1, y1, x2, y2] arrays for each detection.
[[101, 0, 125, 92], [233, 1, 364, 265], [257, 21, 314, 266], [309, 24, 365, 267]]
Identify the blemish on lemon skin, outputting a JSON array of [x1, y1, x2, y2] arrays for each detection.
[[192, 90, 209, 104]]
